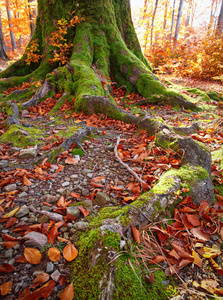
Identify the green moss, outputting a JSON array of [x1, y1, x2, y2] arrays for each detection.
[[212, 148, 223, 169], [114, 257, 177, 300], [102, 231, 120, 251], [0, 124, 42, 147], [71, 148, 84, 156], [186, 88, 211, 102]]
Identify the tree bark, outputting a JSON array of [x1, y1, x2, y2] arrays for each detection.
[[163, 0, 168, 30], [5, 0, 17, 51], [216, 0, 223, 35], [150, 0, 159, 48], [174, 0, 184, 45], [28, 0, 37, 38], [170, 0, 176, 44], [0, 8, 9, 60]]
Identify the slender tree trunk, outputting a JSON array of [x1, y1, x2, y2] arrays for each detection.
[[163, 0, 168, 30], [185, 0, 192, 40], [28, 0, 37, 38], [150, 0, 159, 48], [174, 0, 184, 45], [5, 0, 16, 51], [170, 0, 176, 44], [216, 0, 223, 35], [0, 8, 9, 60]]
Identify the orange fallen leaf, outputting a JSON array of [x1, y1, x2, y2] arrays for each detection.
[[24, 279, 55, 300], [65, 155, 79, 165], [24, 247, 42, 264], [23, 176, 32, 186], [63, 242, 78, 261], [57, 196, 66, 207], [60, 283, 74, 300], [2, 241, 18, 249], [192, 250, 202, 268], [131, 224, 140, 244], [48, 247, 61, 262], [70, 192, 80, 199], [78, 205, 89, 217], [56, 164, 64, 173], [0, 281, 13, 296], [30, 273, 50, 289]]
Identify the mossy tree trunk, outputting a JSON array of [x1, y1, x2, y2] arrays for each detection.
[[0, 0, 195, 111]]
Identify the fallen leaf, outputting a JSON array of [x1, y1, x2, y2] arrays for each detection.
[[23, 176, 32, 186], [24, 279, 55, 300], [48, 247, 61, 262], [5, 217, 18, 228], [70, 192, 80, 199], [58, 275, 67, 286], [0, 281, 13, 296], [24, 247, 42, 264], [78, 206, 89, 217], [0, 264, 15, 273], [18, 287, 30, 299], [190, 227, 210, 241], [192, 250, 202, 268], [56, 164, 64, 173], [220, 227, 223, 241], [202, 246, 221, 259], [57, 195, 66, 207], [30, 273, 50, 289], [131, 224, 140, 244], [200, 278, 218, 294], [2, 241, 18, 248], [65, 155, 79, 165], [60, 282, 74, 300], [63, 242, 78, 261], [209, 258, 223, 275], [145, 273, 155, 283], [3, 207, 20, 218], [186, 213, 201, 226]]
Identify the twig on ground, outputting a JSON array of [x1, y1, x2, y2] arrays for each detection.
[[114, 136, 147, 187]]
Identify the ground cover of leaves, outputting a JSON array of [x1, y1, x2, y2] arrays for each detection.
[[0, 76, 222, 299]]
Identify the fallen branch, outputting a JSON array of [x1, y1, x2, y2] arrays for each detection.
[[114, 136, 148, 187]]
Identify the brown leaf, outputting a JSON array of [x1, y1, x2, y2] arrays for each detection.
[[24, 279, 55, 300], [0, 281, 13, 296], [30, 273, 50, 289], [5, 217, 18, 229], [48, 247, 61, 262], [14, 255, 27, 263], [57, 196, 66, 207], [190, 227, 210, 241], [18, 287, 30, 299], [23, 176, 32, 186], [58, 275, 67, 286], [148, 255, 165, 264], [145, 273, 155, 283], [2, 241, 18, 248], [199, 200, 210, 217], [179, 259, 193, 269], [0, 264, 15, 273], [90, 176, 105, 188], [131, 224, 140, 244], [216, 194, 223, 202], [220, 227, 223, 241], [186, 213, 201, 226], [70, 192, 80, 199], [65, 155, 79, 165], [200, 279, 218, 294], [24, 247, 42, 264], [209, 258, 223, 275], [192, 250, 202, 268], [63, 242, 78, 261], [78, 206, 89, 217], [60, 283, 74, 300]]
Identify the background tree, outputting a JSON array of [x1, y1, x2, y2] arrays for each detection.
[[174, 0, 184, 45], [216, 0, 223, 35], [0, 8, 8, 59], [5, 0, 16, 51]]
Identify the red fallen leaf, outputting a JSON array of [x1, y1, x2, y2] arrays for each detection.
[[63, 242, 78, 261], [182, 215, 194, 229], [153, 226, 169, 246], [168, 249, 180, 260], [110, 185, 124, 191], [57, 195, 66, 207], [142, 182, 150, 192], [0, 264, 15, 273], [14, 255, 27, 263], [179, 258, 193, 269], [41, 144, 53, 150], [165, 266, 177, 276], [190, 227, 210, 241], [70, 192, 80, 199], [145, 273, 155, 283], [56, 164, 64, 173], [216, 194, 223, 202], [57, 236, 69, 243], [47, 222, 64, 244], [61, 283, 74, 300], [65, 155, 79, 165], [3, 234, 17, 241], [78, 206, 89, 217], [18, 287, 30, 299], [58, 275, 67, 286], [30, 273, 50, 289], [0, 281, 13, 296], [131, 224, 140, 244], [199, 200, 210, 217], [5, 217, 18, 229], [24, 279, 56, 300], [90, 176, 105, 188], [148, 255, 165, 265], [177, 196, 192, 206], [23, 176, 32, 186], [2, 241, 18, 248], [171, 243, 193, 259], [186, 213, 201, 226], [64, 214, 76, 222]]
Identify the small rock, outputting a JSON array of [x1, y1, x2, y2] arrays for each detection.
[[43, 194, 57, 204], [57, 188, 65, 194], [24, 232, 48, 248], [8, 147, 20, 155], [4, 184, 17, 192], [51, 270, 61, 282], [87, 173, 93, 178], [84, 200, 93, 213], [33, 270, 44, 276], [19, 148, 37, 159], [29, 214, 38, 223], [20, 186, 28, 192], [18, 192, 28, 198], [62, 181, 70, 187], [81, 188, 89, 196], [70, 174, 78, 179], [46, 262, 54, 273], [120, 240, 126, 249], [38, 215, 49, 223], [72, 221, 89, 231], [161, 280, 170, 286], [0, 160, 9, 168], [94, 192, 110, 206], [21, 110, 29, 117], [42, 205, 52, 211], [15, 205, 30, 218], [5, 248, 13, 258], [66, 207, 81, 219]]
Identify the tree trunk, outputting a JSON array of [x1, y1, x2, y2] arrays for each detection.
[[28, 0, 37, 38], [216, 0, 223, 35], [5, 0, 17, 51], [174, 0, 184, 45], [0, 0, 195, 112], [0, 8, 9, 60], [163, 0, 168, 30], [170, 0, 176, 44], [150, 0, 159, 48]]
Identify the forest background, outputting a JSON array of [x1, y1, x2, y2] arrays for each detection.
[[1, 0, 223, 81]]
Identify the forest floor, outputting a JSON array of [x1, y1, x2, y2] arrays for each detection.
[[0, 71, 223, 299]]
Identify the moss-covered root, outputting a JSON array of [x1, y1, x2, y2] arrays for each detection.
[[0, 101, 20, 126]]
